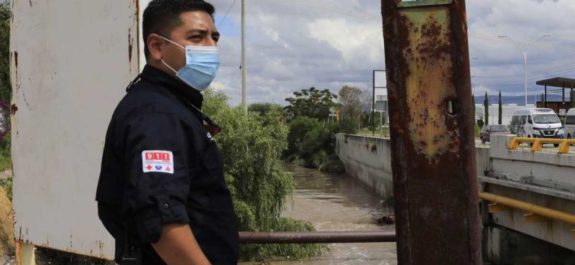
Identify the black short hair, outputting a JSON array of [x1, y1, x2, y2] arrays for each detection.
[[143, 0, 215, 60]]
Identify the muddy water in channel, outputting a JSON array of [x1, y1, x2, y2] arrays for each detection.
[[244, 165, 397, 265]]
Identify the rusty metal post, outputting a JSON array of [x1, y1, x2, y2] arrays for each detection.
[[381, 0, 481, 264]]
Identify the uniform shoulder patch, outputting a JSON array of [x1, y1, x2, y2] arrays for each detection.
[[142, 150, 174, 174]]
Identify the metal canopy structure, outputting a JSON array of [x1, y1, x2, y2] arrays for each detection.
[[536, 77, 575, 88], [536, 77, 575, 115]]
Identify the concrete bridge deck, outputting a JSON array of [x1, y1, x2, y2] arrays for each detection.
[[335, 133, 575, 263]]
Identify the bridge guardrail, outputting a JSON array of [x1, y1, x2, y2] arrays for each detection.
[[507, 137, 575, 154]]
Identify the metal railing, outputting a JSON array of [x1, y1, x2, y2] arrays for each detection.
[[238, 192, 575, 244], [508, 137, 575, 154], [480, 192, 575, 226], [239, 231, 396, 244]]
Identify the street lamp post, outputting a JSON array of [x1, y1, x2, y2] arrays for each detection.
[[497, 35, 551, 107]]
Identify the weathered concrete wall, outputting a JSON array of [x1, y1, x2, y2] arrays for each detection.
[[335, 133, 490, 197], [482, 134, 575, 253], [335, 134, 393, 198], [490, 135, 575, 193]]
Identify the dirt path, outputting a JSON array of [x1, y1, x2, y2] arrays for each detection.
[[0, 185, 14, 263]]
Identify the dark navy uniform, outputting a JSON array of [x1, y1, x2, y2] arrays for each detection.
[[96, 65, 239, 265]]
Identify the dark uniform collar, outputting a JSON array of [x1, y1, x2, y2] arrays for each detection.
[[131, 64, 222, 136], [138, 64, 203, 110]]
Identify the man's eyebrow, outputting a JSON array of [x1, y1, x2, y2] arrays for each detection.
[[186, 29, 220, 40], [187, 29, 209, 35]]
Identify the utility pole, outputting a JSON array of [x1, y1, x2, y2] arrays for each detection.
[[241, 0, 247, 112], [498, 34, 551, 108]]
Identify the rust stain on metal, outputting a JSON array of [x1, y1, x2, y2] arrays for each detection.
[[134, 0, 140, 69], [128, 28, 133, 64], [382, 0, 481, 264], [12, 51, 19, 94], [10, 104, 17, 115], [15, 240, 22, 265], [98, 240, 105, 258], [135, 0, 140, 24], [402, 12, 459, 163]]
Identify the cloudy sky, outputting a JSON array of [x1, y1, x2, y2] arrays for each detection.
[[207, 0, 575, 106]]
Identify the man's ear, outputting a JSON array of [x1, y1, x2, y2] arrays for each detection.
[[147, 33, 165, 61]]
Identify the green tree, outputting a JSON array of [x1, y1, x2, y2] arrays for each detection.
[[477, 118, 484, 129], [0, 3, 10, 103], [338, 85, 363, 134], [248, 102, 283, 117], [0, 3, 11, 172], [284, 116, 338, 168], [285, 116, 318, 160], [284, 87, 337, 121], [498, 90, 502, 125], [203, 91, 323, 261], [483, 92, 489, 126]]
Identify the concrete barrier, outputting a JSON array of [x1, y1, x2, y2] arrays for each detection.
[[335, 134, 393, 198], [335, 133, 490, 198], [490, 134, 575, 194], [484, 134, 575, 253]]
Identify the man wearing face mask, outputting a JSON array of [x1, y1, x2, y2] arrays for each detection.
[[96, 1, 238, 264]]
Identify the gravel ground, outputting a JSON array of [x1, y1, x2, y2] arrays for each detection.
[[0, 255, 15, 265]]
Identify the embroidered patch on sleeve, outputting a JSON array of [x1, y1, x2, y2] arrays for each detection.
[[142, 150, 174, 174]]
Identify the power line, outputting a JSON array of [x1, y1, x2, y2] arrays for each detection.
[[217, 0, 238, 28]]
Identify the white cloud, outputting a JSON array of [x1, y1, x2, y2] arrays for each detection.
[[307, 18, 383, 63], [205, 0, 574, 106]]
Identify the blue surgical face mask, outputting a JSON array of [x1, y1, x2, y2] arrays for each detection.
[[159, 36, 219, 91]]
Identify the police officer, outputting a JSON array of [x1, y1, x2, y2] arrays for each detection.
[[96, 1, 238, 264]]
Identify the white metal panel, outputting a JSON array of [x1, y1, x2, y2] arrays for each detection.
[[139, 0, 152, 70], [10, 0, 139, 259]]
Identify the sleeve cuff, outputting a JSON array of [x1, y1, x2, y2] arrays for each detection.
[[135, 195, 189, 243]]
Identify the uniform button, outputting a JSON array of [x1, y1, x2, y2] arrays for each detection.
[[162, 203, 169, 208]]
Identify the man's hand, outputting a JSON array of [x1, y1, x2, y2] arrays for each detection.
[[152, 224, 211, 265]]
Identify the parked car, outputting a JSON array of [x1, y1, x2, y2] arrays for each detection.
[[509, 108, 565, 139], [566, 108, 575, 139], [480, 124, 511, 144]]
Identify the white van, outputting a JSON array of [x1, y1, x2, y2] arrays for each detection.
[[510, 108, 565, 138], [565, 108, 575, 139]]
